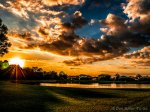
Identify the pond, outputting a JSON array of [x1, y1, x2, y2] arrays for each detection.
[[40, 83, 150, 88]]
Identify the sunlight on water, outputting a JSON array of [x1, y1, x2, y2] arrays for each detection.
[[40, 83, 150, 88]]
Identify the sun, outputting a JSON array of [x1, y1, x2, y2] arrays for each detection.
[[9, 57, 25, 68]]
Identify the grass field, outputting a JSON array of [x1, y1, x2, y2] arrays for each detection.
[[0, 81, 150, 112]]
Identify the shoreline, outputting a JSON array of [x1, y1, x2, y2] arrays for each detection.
[[8, 80, 150, 85]]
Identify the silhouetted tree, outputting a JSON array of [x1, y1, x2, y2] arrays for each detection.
[[136, 74, 142, 80], [0, 60, 9, 70], [115, 73, 120, 81], [0, 18, 11, 56], [44, 71, 58, 80], [59, 71, 68, 80]]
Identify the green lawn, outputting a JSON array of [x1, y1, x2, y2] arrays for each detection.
[[0, 81, 150, 112]]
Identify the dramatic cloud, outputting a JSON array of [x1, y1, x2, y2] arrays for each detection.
[[100, 13, 149, 47], [123, 46, 150, 66], [64, 13, 149, 65], [36, 11, 88, 55], [133, 60, 150, 66], [64, 6, 150, 66], [123, 0, 150, 20], [124, 46, 150, 59], [0, 0, 43, 19], [6, 11, 88, 56], [7, 31, 38, 49], [64, 11, 149, 66], [100, 13, 127, 35], [42, 0, 85, 6], [0, 0, 80, 19], [36, 17, 64, 42], [64, 56, 113, 66], [123, 0, 150, 34]]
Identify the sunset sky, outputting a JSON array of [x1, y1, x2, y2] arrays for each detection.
[[0, 0, 150, 76]]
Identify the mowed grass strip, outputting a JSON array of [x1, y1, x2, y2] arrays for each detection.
[[0, 82, 150, 112]]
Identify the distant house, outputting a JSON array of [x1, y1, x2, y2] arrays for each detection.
[[117, 76, 135, 82], [68, 76, 79, 80], [92, 77, 98, 81], [138, 76, 150, 82], [79, 74, 92, 80], [32, 67, 44, 79], [98, 74, 111, 81]]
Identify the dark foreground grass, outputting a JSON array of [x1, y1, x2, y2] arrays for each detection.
[[0, 81, 150, 112]]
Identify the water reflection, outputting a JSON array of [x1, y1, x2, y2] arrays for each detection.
[[40, 83, 150, 88]]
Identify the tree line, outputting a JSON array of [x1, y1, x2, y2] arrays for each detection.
[[0, 60, 150, 83]]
